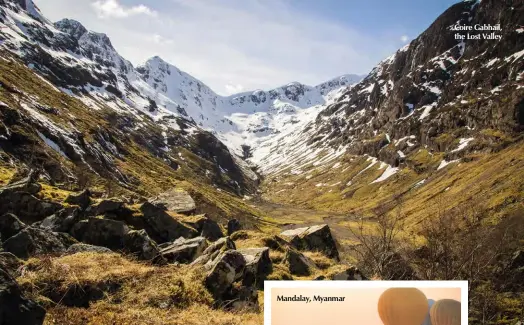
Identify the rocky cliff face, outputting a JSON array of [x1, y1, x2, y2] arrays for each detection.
[[311, 0, 523, 166]]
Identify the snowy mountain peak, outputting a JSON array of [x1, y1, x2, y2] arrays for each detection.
[[54, 19, 88, 41]]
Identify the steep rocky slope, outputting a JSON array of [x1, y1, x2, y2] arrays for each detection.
[[260, 0, 524, 223]]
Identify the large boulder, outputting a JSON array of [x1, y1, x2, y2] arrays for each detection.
[[37, 207, 82, 233], [150, 189, 196, 214], [280, 225, 339, 260], [238, 247, 272, 288], [191, 236, 236, 267], [123, 230, 162, 261], [65, 243, 113, 255], [205, 250, 246, 299], [0, 266, 46, 325], [160, 236, 207, 263], [331, 266, 367, 280], [91, 199, 123, 215], [186, 215, 224, 242], [140, 202, 198, 244], [0, 213, 26, 240], [3, 227, 68, 259], [64, 189, 91, 210], [283, 247, 317, 276], [73, 218, 129, 250], [227, 219, 241, 236]]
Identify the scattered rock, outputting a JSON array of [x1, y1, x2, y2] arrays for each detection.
[[37, 207, 82, 233], [191, 236, 236, 267], [331, 266, 367, 280], [0, 213, 26, 240], [150, 189, 196, 214], [0, 192, 62, 224], [205, 250, 246, 299], [2, 227, 68, 259], [66, 243, 113, 255], [227, 219, 241, 236], [74, 218, 129, 250], [160, 236, 207, 263], [92, 199, 124, 215], [140, 202, 198, 244], [238, 247, 272, 288], [283, 247, 316, 276], [280, 224, 339, 260], [123, 229, 162, 261], [187, 215, 224, 242], [64, 189, 91, 210], [0, 266, 46, 325]]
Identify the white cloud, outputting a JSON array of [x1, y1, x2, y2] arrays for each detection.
[[34, 0, 403, 95], [92, 0, 157, 19], [400, 35, 409, 43], [225, 84, 245, 95]]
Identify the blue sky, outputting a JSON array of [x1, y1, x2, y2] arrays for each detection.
[[35, 0, 460, 95]]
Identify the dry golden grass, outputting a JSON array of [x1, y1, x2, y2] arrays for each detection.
[[44, 303, 263, 325], [16, 253, 262, 324]]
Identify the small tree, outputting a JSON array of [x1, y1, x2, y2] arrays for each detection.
[[348, 198, 412, 279]]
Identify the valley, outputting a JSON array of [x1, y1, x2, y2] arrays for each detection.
[[0, 0, 523, 324]]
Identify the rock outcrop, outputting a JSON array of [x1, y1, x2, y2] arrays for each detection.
[[238, 247, 272, 288], [2, 227, 70, 259], [140, 202, 198, 244], [71, 218, 129, 251], [160, 236, 207, 263], [280, 224, 339, 260], [123, 229, 162, 261], [283, 247, 317, 276], [150, 189, 196, 214]]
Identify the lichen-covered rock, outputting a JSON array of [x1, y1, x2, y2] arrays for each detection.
[[2, 227, 68, 259], [150, 189, 196, 214], [0, 266, 46, 325], [73, 218, 129, 250], [186, 215, 224, 242], [205, 250, 246, 299], [160, 236, 207, 263], [238, 247, 272, 288], [140, 202, 198, 244], [123, 229, 162, 261], [37, 207, 82, 233], [280, 224, 339, 260], [283, 247, 316, 276], [191, 236, 236, 267]]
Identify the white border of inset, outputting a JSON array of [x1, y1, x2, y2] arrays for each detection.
[[264, 280, 468, 325]]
